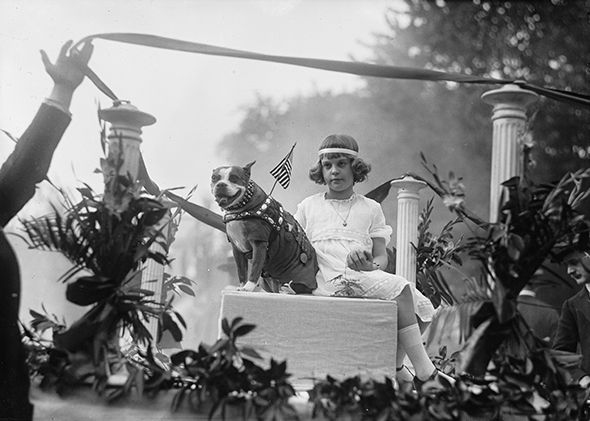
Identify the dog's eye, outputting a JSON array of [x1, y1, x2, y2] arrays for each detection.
[[229, 175, 238, 183], [211, 175, 220, 182]]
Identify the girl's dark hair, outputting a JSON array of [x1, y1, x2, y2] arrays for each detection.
[[309, 134, 371, 185]]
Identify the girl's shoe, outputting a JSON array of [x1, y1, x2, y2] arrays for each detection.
[[413, 369, 454, 392], [395, 365, 414, 393]]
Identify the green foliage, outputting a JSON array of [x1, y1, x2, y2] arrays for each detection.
[[330, 275, 366, 297], [163, 273, 197, 297], [415, 150, 590, 383], [471, 348, 590, 420], [383, 131, 590, 419], [431, 346, 458, 378], [415, 197, 467, 307], [20, 180, 169, 350], [308, 363, 590, 421], [158, 297, 187, 343], [19, 140, 192, 396], [167, 317, 299, 421], [22, 310, 75, 394], [308, 375, 425, 421]]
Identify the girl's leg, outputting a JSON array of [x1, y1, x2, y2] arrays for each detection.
[[395, 345, 414, 390], [394, 285, 437, 381], [396, 319, 435, 387], [351, 271, 450, 388]]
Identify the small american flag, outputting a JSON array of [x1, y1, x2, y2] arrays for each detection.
[[270, 143, 296, 190]]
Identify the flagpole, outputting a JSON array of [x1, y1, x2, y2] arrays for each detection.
[[269, 142, 297, 196], [269, 179, 279, 196]]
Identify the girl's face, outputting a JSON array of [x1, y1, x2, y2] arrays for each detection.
[[321, 156, 354, 198]]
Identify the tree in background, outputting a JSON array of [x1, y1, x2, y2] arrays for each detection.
[[375, 0, 590, 182], [218, 0, 589, 223]]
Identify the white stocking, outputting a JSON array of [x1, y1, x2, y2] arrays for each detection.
[[395, 345, 413, 382], [398, 323, 435, 380]]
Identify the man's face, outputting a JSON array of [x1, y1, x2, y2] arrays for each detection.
[[565, 251, 590, 285]]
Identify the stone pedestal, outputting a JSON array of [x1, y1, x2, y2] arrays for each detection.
[[219, 290, 398, 389]]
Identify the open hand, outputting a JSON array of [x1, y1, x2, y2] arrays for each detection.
[[40, 40, 93, 90], [346, 249, 374, 271]]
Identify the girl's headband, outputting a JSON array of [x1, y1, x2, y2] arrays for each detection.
[[318, 147, 358, 158]]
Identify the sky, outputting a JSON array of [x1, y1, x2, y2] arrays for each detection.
[[0, 0, 398, 205]]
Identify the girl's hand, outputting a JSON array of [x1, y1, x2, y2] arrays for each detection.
[[346, 249, 374, 271]]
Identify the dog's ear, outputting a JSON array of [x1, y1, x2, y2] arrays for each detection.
[[243, 161, 256, 177]]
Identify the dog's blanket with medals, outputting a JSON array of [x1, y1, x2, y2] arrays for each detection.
[[223, 196, 318, 293]]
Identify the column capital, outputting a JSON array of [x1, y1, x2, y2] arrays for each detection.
[[99, 100, 156, 182], [98, 100, 156, 134], [390, 176, 427, 194], [481, 83, 538, 117]]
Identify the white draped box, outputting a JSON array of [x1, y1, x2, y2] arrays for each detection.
[[219, 290, 397, 389]]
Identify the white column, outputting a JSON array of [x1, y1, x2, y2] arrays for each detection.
[[98, 100, 164, 348], [481, 84, 538, 222], [390, 176, 426, 284], [141, 213, 171, 344]]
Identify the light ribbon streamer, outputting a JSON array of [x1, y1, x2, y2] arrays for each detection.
[[72, 33, 590, 109], [68, 32, 590, 232]]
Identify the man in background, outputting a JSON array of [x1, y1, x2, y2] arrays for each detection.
[[552, 226, 590, 389]]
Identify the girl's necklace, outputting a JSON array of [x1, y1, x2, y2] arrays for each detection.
[[329, 198, 353, 227]]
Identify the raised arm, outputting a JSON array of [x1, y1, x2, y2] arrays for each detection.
[[0, 40, 93, 226]]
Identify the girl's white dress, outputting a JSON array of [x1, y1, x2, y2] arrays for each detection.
[[295, 193, 435, 322]]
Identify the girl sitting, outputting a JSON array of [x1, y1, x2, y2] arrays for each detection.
[[295, 133, 452, 391]]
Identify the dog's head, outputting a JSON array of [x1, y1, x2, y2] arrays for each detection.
[[211, 161, 256, 210]]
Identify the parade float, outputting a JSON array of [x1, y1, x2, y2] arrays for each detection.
[[15, 33, 590, 420]]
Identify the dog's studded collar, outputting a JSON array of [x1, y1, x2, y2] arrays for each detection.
[[223, 196, 283, 232], [224, 180, 255, 211]]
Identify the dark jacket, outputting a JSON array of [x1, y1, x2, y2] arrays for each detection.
[[0, 103, 71, 420], [553, 287, 590, 382], [517, 293, 560, 345]]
